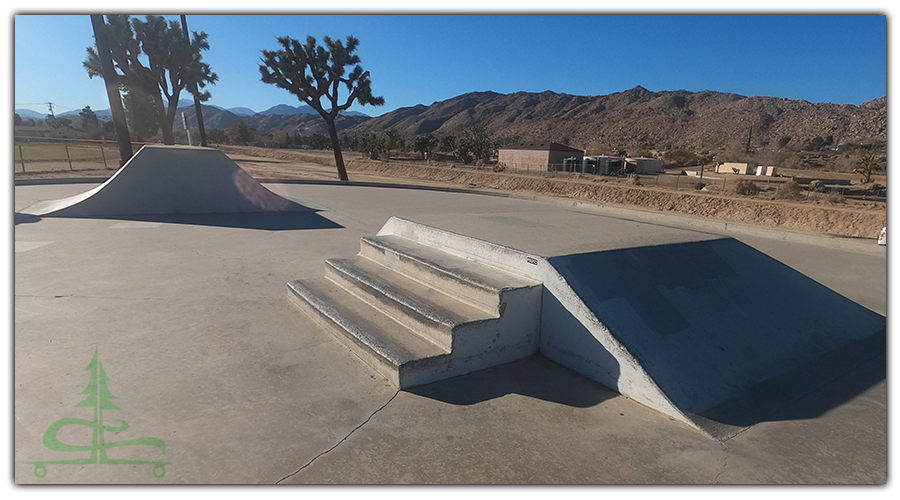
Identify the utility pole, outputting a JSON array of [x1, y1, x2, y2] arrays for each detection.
[[46, 102, 55, 118], [746, 125, 753, 154], [181, 15, 208, 147], [90, 15, 133, 165]]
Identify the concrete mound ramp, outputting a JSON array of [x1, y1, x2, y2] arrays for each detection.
[[288, 217, 543, 388], [289, 217, 885, 438], [543, 237, 886, 438], [21, 145, 309, 217]]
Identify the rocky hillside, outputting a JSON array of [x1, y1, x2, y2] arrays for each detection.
[[187, 86, 886, 154], [344, 87, 886, 153]]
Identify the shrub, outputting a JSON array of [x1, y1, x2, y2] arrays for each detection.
[[826, 188, 846, 204], [775, 179, 803, 200], [733, 179, 760, 195], [662, 149, 699, 166]]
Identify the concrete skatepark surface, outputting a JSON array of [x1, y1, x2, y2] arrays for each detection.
[[12, 158, 888, 484]]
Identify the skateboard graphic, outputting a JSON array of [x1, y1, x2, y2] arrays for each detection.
[[25, 346, 171, 478]]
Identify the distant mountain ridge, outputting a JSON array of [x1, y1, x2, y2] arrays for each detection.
[[16, 99, 369, 121], [212, 87, 887, 153], [17, 87, 885, 153], [338, 87, 886, 153]]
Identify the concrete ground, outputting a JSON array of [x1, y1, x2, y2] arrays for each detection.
[[13, 180, 887, 484]]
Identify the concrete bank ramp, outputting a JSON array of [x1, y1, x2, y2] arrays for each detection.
[[21, 145, 310, 217], [543, 237, 886, 438], [287, 217, 884, 438]]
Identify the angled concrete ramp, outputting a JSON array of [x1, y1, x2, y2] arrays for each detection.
[[543, 238, 886, 438], [289, 217, 885, 439], [20, 145, 310, 217]]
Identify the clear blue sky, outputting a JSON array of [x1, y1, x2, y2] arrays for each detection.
[[13, 13, 888, 118]]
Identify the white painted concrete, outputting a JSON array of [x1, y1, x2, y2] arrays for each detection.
[[377, 217, 544, 280], [14, 241, 54, 253]]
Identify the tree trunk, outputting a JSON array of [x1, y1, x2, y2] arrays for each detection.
[[90, 15, 133, 165], [181, 15, 208, 147], [160, 119, 175, 145], [160, 100, 179, 145], [326, 119, 349, 181]]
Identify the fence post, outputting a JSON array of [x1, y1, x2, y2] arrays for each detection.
[[722, 176, 726, 191], [675, 175, 679, 189], [100, 144, 108, 169], [18, 145, 26, 173], [65, 145, 73, 171]]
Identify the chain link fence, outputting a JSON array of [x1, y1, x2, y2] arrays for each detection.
[[497, 162, 885, 202], [14, 137, 147, 174]]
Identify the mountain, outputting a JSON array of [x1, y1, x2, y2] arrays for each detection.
[[338, 87, 886, 153], [17, 87, 886, 154], [15, 109, 46, 120], [259, 103, 369, 118], [260, 104, 315, 116], [177, 103, 373, 134], [227, 107, 256, 116]]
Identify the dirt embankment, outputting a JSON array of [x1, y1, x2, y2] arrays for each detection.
[[215, 146, 885, 240]]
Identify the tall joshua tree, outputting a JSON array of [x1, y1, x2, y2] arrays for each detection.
[[259, 35, 384, 181], [84, 15, 218, 145]]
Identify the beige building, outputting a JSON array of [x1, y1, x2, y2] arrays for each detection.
[[716, 162, 757, 175], [626, 157, 664, 174], [498, 142, 584, 172]]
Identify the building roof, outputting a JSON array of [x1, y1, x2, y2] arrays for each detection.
[[500, 141, 584, 153]]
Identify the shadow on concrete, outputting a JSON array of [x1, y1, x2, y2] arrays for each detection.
[[693, 331, 885, 437], [539, 289, 622, 392], [63, 211, 344, 231], [407, 354, 617, 408], [14, 213, 42, 225], [548, 237, 886, 435]]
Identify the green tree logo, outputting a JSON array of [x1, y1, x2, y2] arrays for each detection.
[[25, 346, 171, 478]]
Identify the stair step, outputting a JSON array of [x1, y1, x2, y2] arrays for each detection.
[[287, 278, 449, 386], [326, 257, 495, 351], [360, 234, 539, 313]]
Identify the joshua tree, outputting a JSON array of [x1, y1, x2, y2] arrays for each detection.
[[413, 134, 439, 160], [259, 35, 384, 181], [854, 147, 885, 184], [84, 15, 218, 145]]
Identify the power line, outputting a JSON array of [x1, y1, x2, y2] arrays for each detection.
[[14, 102, 80, 112]]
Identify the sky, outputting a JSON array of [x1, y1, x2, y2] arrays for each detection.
[[12, 10, 888, 119]]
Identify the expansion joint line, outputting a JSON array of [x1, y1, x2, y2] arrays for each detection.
[[275, 389, 400, 484]]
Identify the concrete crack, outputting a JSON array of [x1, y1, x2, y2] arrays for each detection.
[[275, 389, 400, 484], [714, 442, 729, 484]]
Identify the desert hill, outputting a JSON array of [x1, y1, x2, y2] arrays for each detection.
[[181, 86, 885, 155], [342, 86, 886, 154]]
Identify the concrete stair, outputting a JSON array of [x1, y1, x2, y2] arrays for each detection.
[[288, 227, 542, 388]]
